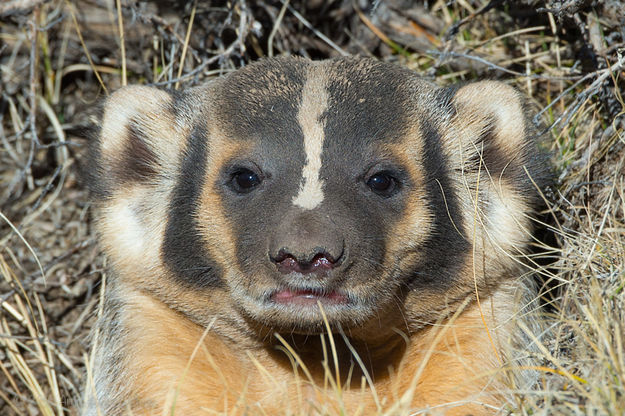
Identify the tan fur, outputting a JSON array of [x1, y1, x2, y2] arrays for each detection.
[[445, 82, 534, 247], [198, 133, 251, 274], [382, 126, 435, 265], [88, 282, 527, 416]]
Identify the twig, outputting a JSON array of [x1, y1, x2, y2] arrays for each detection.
[[25, 7, 40, 191], [0, 110, 22, 166], [65, 0, 108, 94], [443, 0, 505, 41], [268, 0, 289, 57], [147, 35, 243, 87], [427, 50, 583, 81], [26, 239, 95, 280], [472, 25, 548, 50], [134, 10, 185, 45], [537, 0, 588, 20], [353, 0, 410, 57], [283, 1, 348, 56], [115, 0, 127, 86], [175, 0, 197, 89], [237, 0, 250, 56], [37, 14, 65, 31], [0, 0, 49, 17], [535, 58, 625, 133], [30, 166, 61, 213], [0, 211, 45, 281]]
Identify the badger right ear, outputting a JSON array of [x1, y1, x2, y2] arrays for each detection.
[[87, 86, 195, 199], [444, 81, 546, 198]]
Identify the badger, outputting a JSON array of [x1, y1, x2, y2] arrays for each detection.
[[83, 56, 546, 415]]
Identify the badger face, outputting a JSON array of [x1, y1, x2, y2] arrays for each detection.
[[196, 59, 443, 333], [90, 57, 541, 338]]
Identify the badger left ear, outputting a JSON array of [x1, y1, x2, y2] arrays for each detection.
[[87, 86, 198, 199], [446, 81, 539, 188], [441, 81, 548, 251]]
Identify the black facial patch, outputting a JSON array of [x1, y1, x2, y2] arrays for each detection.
[[323, 58, 416, 149], [162, 123, 223, 288], [408, 118, 470, 291], [115, 120, 160, 184], [214, 57, 307, 144]]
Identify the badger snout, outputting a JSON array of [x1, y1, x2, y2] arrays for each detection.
[[268, 211, 345, 277], [271, 248, 340, 274]]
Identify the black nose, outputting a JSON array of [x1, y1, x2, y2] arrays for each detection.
[[271, 248, 339, 274]]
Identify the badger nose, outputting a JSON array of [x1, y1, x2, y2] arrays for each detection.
[[271, 248, 340, 274], [269, 211, 344, 275]]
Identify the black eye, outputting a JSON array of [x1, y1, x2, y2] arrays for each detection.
[[367, 172, 396, 195], [232, 169, 261, 192]]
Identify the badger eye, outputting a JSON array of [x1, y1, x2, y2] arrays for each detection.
[[232, 169, 261, 192], [367, 172, 396, 195]]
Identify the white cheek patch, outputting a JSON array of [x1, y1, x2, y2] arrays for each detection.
[[103, 191, 166, 273], [107, 202, 147, 258], [484, 186, 529, 250], [292, 69, 329, 210]]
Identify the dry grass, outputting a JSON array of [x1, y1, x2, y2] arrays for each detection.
[[1, 0, 624, 414]]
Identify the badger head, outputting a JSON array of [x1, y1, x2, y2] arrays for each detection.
[[88, 57, 544, 341]]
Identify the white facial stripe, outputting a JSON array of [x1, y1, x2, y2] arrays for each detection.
[[292, 68, 328, 210]]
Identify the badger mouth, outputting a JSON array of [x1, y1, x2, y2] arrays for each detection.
[[233, 280, 388, 335], [259, 286, 367, 334], [271, 287, 349, 306]]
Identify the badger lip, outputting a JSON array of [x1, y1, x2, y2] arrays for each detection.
[[271, 288, 348, 306]]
